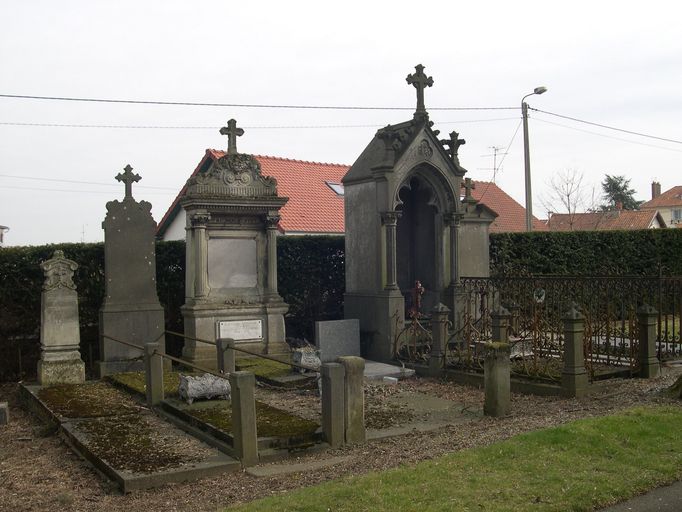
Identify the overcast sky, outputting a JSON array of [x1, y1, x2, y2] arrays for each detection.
[[1, 1, 680, 246]]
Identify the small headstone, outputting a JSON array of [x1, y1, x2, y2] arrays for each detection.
[[38, 250, 85, 385], [178, 373, 231, 404], [315, 319, 361, 363], [0, 402, 8, 425], [292, 346, 321, 374]]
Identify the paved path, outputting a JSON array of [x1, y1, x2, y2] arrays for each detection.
[[600, 481, 682, 511]]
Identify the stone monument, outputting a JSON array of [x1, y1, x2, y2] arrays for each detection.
[[342, 64, 496, 362], [180, 119, 289, 367], [98, 165, 167, 376], [38, 250, 86, 385]]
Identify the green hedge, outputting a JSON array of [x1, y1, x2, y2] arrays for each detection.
[[489, 229, 682, 276]]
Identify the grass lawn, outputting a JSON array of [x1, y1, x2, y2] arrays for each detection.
[[226, 405, 682, 512]]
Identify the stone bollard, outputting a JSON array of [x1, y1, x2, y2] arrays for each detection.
[[562, 303, 589, 398], [429, 303, 451, 375], [229, 371, 258, 467], [637, 304, 660, 378], [484, 343, 511, 417], [144, 342, 164, 406], [509, 303, 521, 337], [0, 402, 8, 425], [491, 307, 511, 343], [337, 356, 365, 444], [321, 363, 345, 448], [217, 338, 236, 374]]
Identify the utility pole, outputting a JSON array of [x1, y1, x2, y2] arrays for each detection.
[[521, 86, 548, 232]]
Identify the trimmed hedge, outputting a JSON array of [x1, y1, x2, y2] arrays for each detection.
[[489, 229, 682, 276]]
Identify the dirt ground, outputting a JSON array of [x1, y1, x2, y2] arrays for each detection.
[[2, 369, 681, 512]]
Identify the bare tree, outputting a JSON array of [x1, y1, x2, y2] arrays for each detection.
[[541, 169, 596, 229]]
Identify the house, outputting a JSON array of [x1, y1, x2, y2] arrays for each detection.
[[640, 181, 682, 228], [546, 208, 666, 231], [157, 149, 545, 239]]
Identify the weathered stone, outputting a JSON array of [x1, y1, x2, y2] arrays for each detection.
[[180, 135, 289, 368], [216, 338, 236, 374], [321, 363, 345, 448], [491, 307, 511, 343], [338, 356, 365, 444], [145, 342, 165, 406], [229, 371, 258, 467], [38, 250, 85, 386], [484, 342, 511, 417], [292, 347, 321, 374], [98, 166, 166, 377], [638, 304, 661, 378], [562, 303, 589, 398], [178, 373, 230, 405], [0, 402, 9, 425], [428, 303, 450, 375], [315, 319, 360, 363]]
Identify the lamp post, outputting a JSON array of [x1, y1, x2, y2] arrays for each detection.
[[522, 86, 547, 232]]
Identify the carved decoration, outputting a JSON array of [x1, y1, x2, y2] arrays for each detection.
[[40, 250, 78, 291], [190, 212, 211, 227], [417, 139, 433, 159], [186, 153, 278, 198], [380, 211, 402, 225]]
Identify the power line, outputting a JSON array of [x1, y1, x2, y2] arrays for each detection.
[[0, 184, 173, 195], [477, 120, 522, 202], [0, 117, 520, 130], [531, 107, 682, 145], [0, 93, 518, 111], [0, 173, 177, 190]]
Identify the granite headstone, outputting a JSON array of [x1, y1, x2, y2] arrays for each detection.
[[315, 319, 361, 363]]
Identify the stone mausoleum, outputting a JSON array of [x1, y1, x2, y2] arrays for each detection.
[[343, 64, 495, 362], [180, 120, 289, 367]]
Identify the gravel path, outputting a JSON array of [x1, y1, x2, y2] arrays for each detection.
[[1, 369, 681, 512]]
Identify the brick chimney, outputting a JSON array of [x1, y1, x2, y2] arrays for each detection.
[[652, 181, 661, 199]]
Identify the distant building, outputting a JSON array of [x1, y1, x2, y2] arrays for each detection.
[[640, 181, 682, 228], [547, 207, 666, 231], [0, 225, 8, 246], [157, 150, 545, 239]]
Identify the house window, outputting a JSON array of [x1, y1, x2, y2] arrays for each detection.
[[672, 209, 682, 223], [326, 182, 344, 196]]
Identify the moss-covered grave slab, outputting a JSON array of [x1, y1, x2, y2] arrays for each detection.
[[20, 382, 239, 493]]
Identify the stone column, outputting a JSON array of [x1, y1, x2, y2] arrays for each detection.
[[447, 213, 462, 287], [217, 338, 236, 374], [637, 304, 660, 378], [229, 371, 258, 467], [38, 250, 85, 385], [144, 342, 164, 406], [321, 363, 345, 448], [266, 214, 280, 297], [484, 342, 511, 417], [191, 212, 210, 298], [562, 303, 589, 398], [429, 303, 451, 375], [338, 356, 365, 444], [491, 307, 511, 343], [380, 211, 401, 291]]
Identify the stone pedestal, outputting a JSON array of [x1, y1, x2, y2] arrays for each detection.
[[561, 304, 589, 398], [344, 291, 404, 362], [638, 304, 660, 378], [338, 356, 365, 444], [229, 371, 258, 467], [38, 250, 85, 385], [483, 342, 510, 417], [321, 363, 345, 448], [98, 166, 166, 377], [428, 303, 450, 375]]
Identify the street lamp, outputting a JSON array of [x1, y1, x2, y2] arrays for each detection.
[[522, 86, 547, 232]]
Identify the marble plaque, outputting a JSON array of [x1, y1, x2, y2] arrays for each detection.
[[208, 238, 257, 289], [218, 319, 263, 341]]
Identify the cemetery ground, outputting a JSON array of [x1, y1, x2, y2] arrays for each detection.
[[2, 368, 682, 512]]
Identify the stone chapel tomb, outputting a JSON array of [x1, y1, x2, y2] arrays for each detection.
[[343, 64, 496, 362], [180, 119, 289, 368]]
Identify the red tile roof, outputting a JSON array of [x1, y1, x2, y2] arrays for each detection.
[[468, 181, 547, 233], [547, 210, 663, 231], [157, 152, 542, 236], [641, 186, 682, 209]]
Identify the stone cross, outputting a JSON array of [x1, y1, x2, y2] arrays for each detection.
[[441, 131, 466, 163], [406, 64, 434, 115], [116, 164, 141, 200], [464, 177, 475, 200], [219, 118, 244, 155]]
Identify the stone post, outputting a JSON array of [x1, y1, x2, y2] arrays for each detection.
[[191, 213, 210, 298], [637, 304, 660, 378], [38, 250, 86, 385], [484, 342, 510, 417], [338, 356, 365, 444], [321, 363, 345, 448], [509, 303, 521, 336], [429, 303, 450, 375], [562, 304, 589, 398], [266, 215, 280, 296], [491, 307, 511, 343], [144, 342, 164, 406], [229, 371, 258, 467], [380, 212, 400, 290], [217, 338, 236, 374], [0, 402, 8, 425]]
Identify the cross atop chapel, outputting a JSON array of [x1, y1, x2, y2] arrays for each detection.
[[463, 177, 476, 201], [406, 64, 434, 117], [441, 131, 466, 164], [116, 164, 141, 200], [219, 119, 244, 155]]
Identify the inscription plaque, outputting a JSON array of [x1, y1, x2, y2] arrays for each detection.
[[218, 319, 263, 341]]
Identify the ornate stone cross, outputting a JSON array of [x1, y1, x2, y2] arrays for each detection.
[[406, 64, 434, 115], [441, 131, 466, 163], [219, 118, 244, 155], [116, 164, 141, 200], [463, 177, 476, 200]]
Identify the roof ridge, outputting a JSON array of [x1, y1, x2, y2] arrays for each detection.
[[207, 149, 350, 168]]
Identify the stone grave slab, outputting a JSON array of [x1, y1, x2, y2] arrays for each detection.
[[315, 319, 361, 363], [364, 361, 415, 380]]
